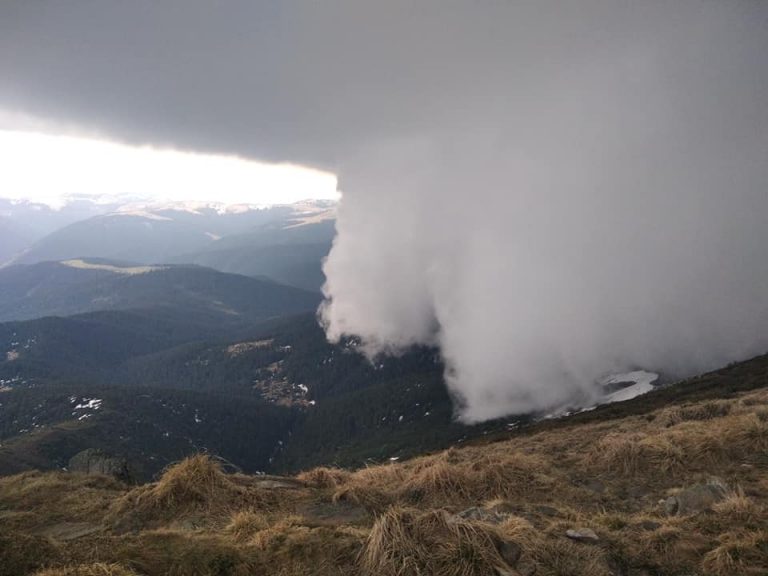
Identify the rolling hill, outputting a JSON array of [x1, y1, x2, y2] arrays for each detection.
[[0, 259, 321, 323]]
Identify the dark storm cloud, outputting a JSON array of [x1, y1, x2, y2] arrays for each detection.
[[3, 1, 768, 420]]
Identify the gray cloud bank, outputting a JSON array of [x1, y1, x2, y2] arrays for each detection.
[[2, 2, 768, 420]]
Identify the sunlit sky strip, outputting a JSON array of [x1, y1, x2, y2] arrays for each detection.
[[0, 130, 339, 209]]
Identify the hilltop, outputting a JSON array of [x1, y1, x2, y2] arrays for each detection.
[[0, 259, 320, 323], [1, 352, 767, 576]]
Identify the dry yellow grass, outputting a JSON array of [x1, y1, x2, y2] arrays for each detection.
[[250, 514, 308, 549], [700, 530, 768, 576], [332, 464, 406, 511], [225, 510, 270, 542], [360, 506, 512, 576], [33, 564, 138, 576], [0, 471, 124, 523], [3, 386, 768, 575], [712, 488, 763, 526], [146, 454, 243, 508], [587, 431, 685, 477], [296, 466, 351, 489], [657, 400, 732, 427], [106, 455, 263, 530], [0, 532, 62, 576]]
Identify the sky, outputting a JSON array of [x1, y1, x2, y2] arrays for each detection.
[[2, 1, 767, 420], [0, 128, 338, 208]]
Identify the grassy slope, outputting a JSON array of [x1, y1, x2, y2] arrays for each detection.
[[1, 354, 767, 576]]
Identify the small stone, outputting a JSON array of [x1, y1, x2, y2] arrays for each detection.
[[534, 505, 561, 517], [664, 496, 679, 515], [457, 506, 508, 524], [497, 540, 522, 567], [637, 520, 662, 531], [566, 528, 599, 542], [582, 479, 606, 494]]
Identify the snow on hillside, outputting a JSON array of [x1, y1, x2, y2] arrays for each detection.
[[599, 370, 660, 403], [543, 369, 661, 420], [61, 259, 166, 275]]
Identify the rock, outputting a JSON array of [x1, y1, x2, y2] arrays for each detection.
[[298, 500, 369, 526], [68, 449, 133, 482], [534, 505, 561, 518], [497, 540, 522, 567], [566, 528, 599, 542], [35, 522, 101, 541], [637, 520, 662, 531], [581, 479, 606, 494], [664, 478, 728, 516], [456, 506, 512, 525], [663, 497, 679, 515]]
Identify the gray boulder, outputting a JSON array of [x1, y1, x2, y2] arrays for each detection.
[[664, 478, 728, 516], [566, 527, 599, 542], [68, 449, 133, 482]]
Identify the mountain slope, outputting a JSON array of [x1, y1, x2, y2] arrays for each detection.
[[177, 219, 336, 291], [1, 353, 767, 576], [0, 383, 294, 480], [0, 260, 320, 322], [0, 216, 34, 264], [11, 201, 336, 290]]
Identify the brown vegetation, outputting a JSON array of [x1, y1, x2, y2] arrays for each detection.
[[2, 382, 768, 575]]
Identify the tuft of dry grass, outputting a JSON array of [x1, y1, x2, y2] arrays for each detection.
[[106, 455, 262, 531], [297, 466, 351, 489], [226, 510, 270, 542], [529, 538, 610, 576], [712, 488, 763, 527], [33, 564, 138, 576], [700, 530, 768, 576], [588, 432, 684, 477], [111, 529, 257, 576], [735, 414, 768, 452], [360, 506, 513, 576], [148, 455, 242, 509], [245, 516, 366, 575], [631, 523, 710, 574], [250, 515, 308, 549], [332, 465, 405, 512], [399, 449, 551, 506], [658, 400, 732, 427]]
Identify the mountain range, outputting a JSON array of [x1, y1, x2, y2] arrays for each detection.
[[1, 197, 336, 291]]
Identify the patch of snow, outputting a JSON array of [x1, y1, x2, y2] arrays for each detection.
[[600, 370, 659, 403], [73, 398, 102, 410], [111, 209, 173, 221], [62, 259, 165, 275]]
